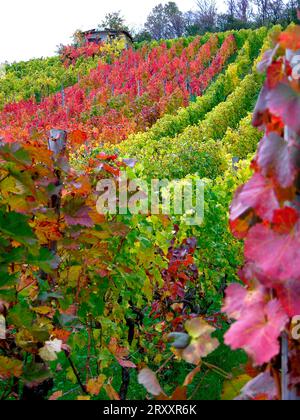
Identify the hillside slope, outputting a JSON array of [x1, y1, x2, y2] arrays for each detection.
[[112, 26, 281, 179], [0, 26, 286, 401], [0, 27, 277, 155]]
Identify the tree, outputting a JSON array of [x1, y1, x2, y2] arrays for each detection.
[[144, 2, 185, 40], [72, 30, 85, 47], [235, 0, 252, 22], [252, 0, 286, 25], [285, 0, 300, 23], [216, 0, 252, 30], [184, 11, 202, 35], [268, 0, 286, 23], [99, 11, 129, 32], [134, 29, 152, 43], [145, 4, 167, 40], [253, 0, 272, 25], [194, 0, 218, 33], [227, 0, 237, 18], [164, 2, 186, 38], [216, 13, 248, 31]]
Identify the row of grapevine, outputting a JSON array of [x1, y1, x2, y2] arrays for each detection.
[[115, 27, 268, 147], [0, 31, 227, 110], [222, 24, 300, 400], [0, 126, 250, 399], [135, 23, 300, 401], [222, 113, 262, 159], [0, 39, 130, 109], [0, 56, 98, 109], [1, 23, 298, 401], [0, 26, 260, 395], [113, 27, 279, 180], [0, 32, 239, 146]]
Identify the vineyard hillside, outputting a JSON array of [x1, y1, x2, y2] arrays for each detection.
[[1, 24, 299, 402]]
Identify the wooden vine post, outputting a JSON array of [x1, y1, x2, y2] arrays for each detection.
[[281, 47, 300, 401], [61, 84, 66, 108], [137, 79, 141, 97], [47, 129, 67, 284], [48, 129, 88, 396], [21, 129, 68, 400], [281, 332, 299, 400]]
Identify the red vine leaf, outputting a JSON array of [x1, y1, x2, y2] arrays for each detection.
[[272, 207, 299, 233], [267, 81, 300, 134], [245, 222, 300, 282], [224, 299, 288, 365], [183, 366, 201, 386], [169, 386, 187, 400], [278, 26, 300, 50], [257, 132, 296, 188], [267, 60, 284, 89], [69, 130, 88, 145], [222, 283, 265, 320], [87, 375, 106, 396], [257, 47, 278, 74], [138, 368, 166, 397], [272, 279, 300, 318], [235, 372, 278, 400], [49, 391, 63, 400], [97, 153, 118, 161], [117, 358, 137, 369], [64, 206, 94, 227], [230, 173, 280, 237]]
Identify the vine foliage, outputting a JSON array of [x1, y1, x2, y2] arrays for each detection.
[[223, 24, 300, 399]]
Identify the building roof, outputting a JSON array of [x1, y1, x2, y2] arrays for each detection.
[[82, 29, 133, 42]]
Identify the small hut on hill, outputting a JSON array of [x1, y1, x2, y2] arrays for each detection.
[[82, 29, 133, 48]]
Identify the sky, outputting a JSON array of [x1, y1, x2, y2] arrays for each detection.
[[0, 0, 209, 63]]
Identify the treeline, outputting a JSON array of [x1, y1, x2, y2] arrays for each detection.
[[97, 0, 299, 42]]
